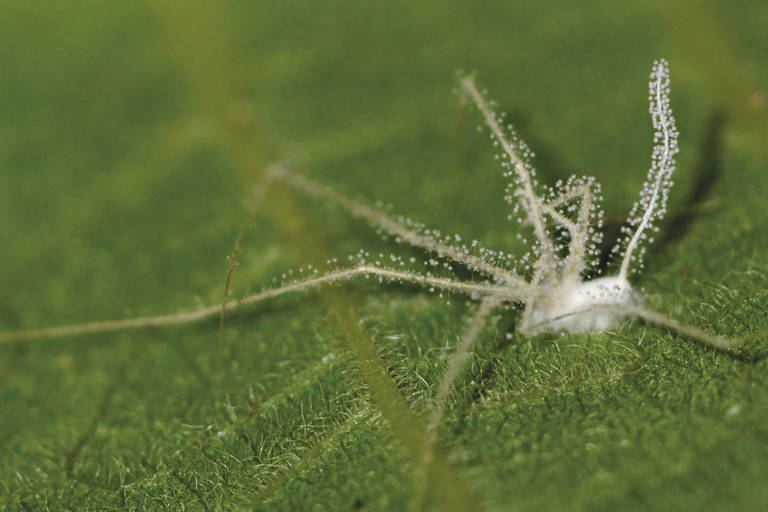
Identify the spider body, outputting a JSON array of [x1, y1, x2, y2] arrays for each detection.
[[521, 276, 638, 335]]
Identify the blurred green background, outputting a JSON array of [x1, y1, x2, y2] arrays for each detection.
[[1, 1, 767, 510]]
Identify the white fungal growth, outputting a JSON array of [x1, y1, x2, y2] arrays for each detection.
[[458, 59, 678, 334], [523, 59, 677, 334], [462, 60, 677, 334], [521, 276, 638, 335], [615, 59, 679, 280]]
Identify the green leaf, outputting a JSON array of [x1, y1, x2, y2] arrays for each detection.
[[1, 1, 767, 510]]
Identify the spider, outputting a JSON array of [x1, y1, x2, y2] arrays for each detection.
[[0, 60, 740, 501]]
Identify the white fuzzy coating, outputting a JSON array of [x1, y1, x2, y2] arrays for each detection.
[[521, 277, 640, 335]]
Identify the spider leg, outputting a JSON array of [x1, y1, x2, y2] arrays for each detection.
[[0, 266, 520, 344], [614, 304, 738, 351], [523, 303, 739, 351], [460, 76, 554, 284], [543, 184, 595, 281], [411, 294, 501, 510], [428, 294, 500, 441], [267, 163, 530, 290]]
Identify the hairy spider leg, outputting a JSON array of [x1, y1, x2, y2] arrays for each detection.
[[0, 265, 522, 344], [412, 295, 501, 511], [267, 163, 530, 290], [460, 76, 557, 289], [543, 183, 596, 281], [522, 302, 739, 351]]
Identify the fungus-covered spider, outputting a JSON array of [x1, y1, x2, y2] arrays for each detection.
[[0, 60, 739, 472]]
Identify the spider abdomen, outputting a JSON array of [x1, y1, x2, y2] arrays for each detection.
[[522, 276, 639, 335]]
